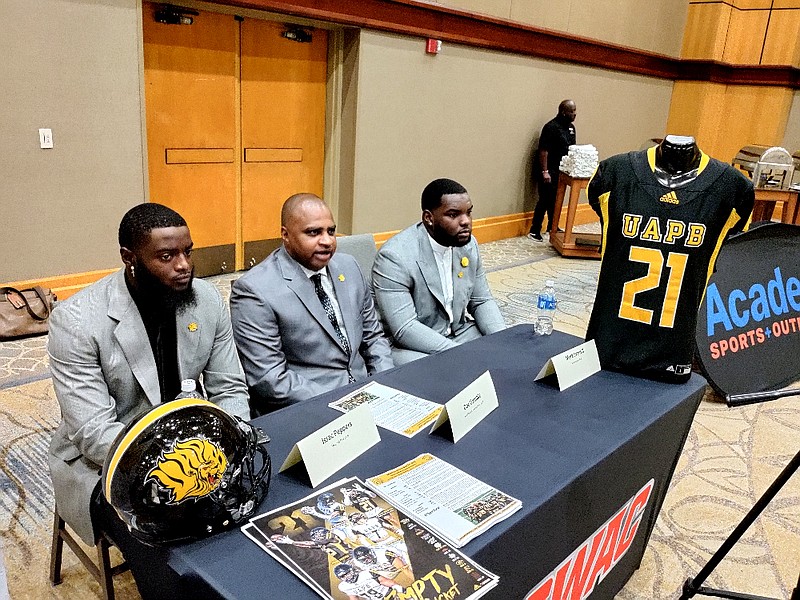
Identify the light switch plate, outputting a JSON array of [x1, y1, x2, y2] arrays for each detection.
[[39, 128, 53, 149]]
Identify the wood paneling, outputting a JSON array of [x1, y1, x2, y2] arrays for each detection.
[[240, 19, 327, 242], [244, 148, 304, 162], [666, 81, 727, 154], [667, 0, 798, 173], [165, 148, 235, 164], [681, 3, 730, 61], [772, 0, 800, 8], [212, 0, 680, 79], [722, 9, 769, 64], [669, 82, 794, 161], [716, 85, 794, 160], [762, 9, 800, 66], [372, 211, 594, 248], [470, 212, 534, 244], [206, 0, 800, 87], [144, 6, 327, 273], [733, 0, 773, 9], [680, 60, 800, 85], [143, 5, 238, 250], [1, 269, 118, 301]]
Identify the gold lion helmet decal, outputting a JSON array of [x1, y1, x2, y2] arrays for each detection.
[[147, 437, 228, 504]]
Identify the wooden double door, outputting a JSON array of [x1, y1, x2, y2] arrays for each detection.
[[143, 3, 328, 275]]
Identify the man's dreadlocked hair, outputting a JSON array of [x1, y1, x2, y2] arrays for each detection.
[[118, 203, 187, 251]]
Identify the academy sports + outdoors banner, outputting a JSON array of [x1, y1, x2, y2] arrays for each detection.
[[696, 222, 800, 402]]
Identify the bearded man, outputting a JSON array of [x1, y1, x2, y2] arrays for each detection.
[[372, 178, 505, 365], [48, 202, 249, 599]]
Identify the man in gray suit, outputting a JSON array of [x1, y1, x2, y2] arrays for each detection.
[[372, 178, 505, 364], [48, 203, 250, 599], [230, 194, 393, 413]]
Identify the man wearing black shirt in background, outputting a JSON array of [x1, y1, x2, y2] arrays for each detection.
[[529, 99, 577, 241]]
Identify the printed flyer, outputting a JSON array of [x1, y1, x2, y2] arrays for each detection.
[[245, 477, 498, 599]]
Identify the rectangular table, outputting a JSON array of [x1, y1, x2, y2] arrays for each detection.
[[550, 174, 601, 259], [169, 325, 705, 599]]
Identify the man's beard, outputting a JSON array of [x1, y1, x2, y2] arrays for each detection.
[[431, 223, 471, 248], [135, 263, 197, 314]]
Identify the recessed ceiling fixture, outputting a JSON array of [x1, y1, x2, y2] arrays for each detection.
[[281, 26, 313, 43], [154, 4, 199, 25]]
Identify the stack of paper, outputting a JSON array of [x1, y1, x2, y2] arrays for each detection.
[[365, 453, 522, 549], [559, 144, 599, 178]]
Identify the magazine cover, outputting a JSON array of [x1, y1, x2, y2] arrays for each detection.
[[242, 523, 330, 599], [247, 477, 498, 599]]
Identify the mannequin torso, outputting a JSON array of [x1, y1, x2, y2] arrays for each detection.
[[654, 135, 702, 188]]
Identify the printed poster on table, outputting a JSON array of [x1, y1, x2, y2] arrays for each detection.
[[245, 477, 498, 600]]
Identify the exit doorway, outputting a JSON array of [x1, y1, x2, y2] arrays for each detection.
[[142, 2, 329, 275]]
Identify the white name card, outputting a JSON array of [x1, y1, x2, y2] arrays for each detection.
[[535, 339, 601, 390], [430, 371, 498, 443], [279, 404, 380, 487]]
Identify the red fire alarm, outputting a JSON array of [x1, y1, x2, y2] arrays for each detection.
[[426, 38, 442, 54]]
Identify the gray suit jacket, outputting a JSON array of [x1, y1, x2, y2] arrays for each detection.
[[48, 269, 250, 544], [230, 247, 393, 410], [372, 223, 505, 354]]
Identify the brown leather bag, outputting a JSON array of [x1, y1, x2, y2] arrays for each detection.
[[0, 286, 57, 340]]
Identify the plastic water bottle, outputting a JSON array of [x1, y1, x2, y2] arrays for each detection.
[[535, 280, 557, 336], [175, 378, 204, 400]]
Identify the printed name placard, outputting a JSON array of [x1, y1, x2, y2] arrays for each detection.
[[535, 339, 601, 390], [279, 404, 380, 487], [430, 371, 498, 443]]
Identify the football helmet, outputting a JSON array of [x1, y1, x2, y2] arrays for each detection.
[[103, 398, 271, 545], [317, 492, 336, 510], [309, 526, 332, 543], [353, 546, 377, 564], [334, 563, 358, 583]]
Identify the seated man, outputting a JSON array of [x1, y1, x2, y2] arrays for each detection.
[[372, 178, 505, 364], [48, 203, 250, 599], [230, 193, 393, 412]]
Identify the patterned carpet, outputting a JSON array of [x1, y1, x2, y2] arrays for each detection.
[[0, 236, 798, 599]]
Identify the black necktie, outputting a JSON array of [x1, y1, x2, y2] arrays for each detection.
[[311, 274, 352, 357]]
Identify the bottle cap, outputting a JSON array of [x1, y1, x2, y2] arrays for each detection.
[[180, 379, 196, 393], [546, 280, 555, 287]]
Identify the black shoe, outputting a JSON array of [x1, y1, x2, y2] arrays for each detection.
[[528, 232, 543, 242]]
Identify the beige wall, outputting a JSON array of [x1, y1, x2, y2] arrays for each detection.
[[0, 0, 145, 282], [347, 30, 675, 233], [0, 0, 700, 283], [441, 0, 689, 57], [783, 91, 800, 155]]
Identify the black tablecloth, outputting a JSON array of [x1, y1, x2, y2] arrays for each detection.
[[169, 325, 705, 599]]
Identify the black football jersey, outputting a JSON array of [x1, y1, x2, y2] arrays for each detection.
[[586, 147, 754, 383]]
